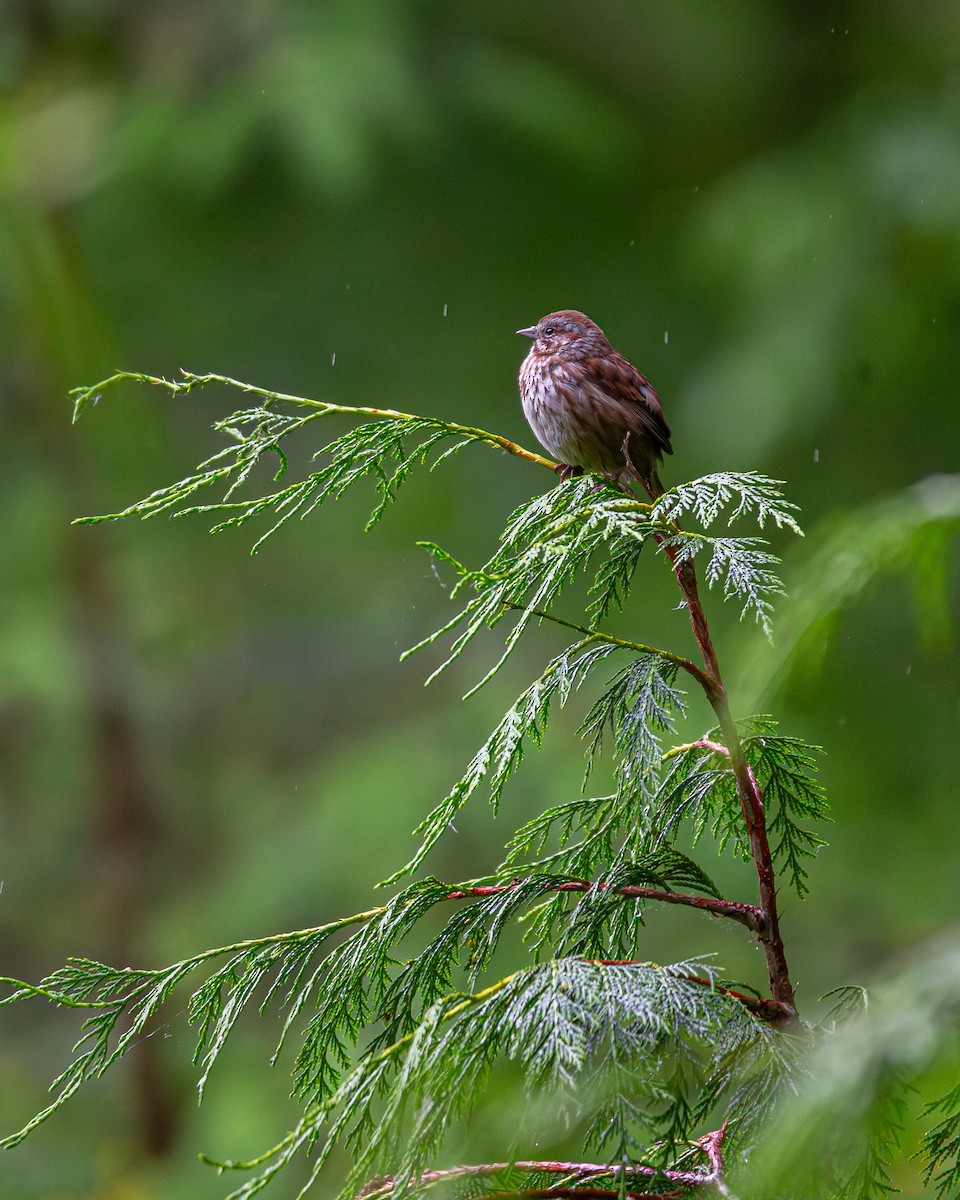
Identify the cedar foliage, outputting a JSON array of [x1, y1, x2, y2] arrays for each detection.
[[2, 369, 957, 1200]]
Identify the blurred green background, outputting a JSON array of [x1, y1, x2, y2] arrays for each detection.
[[1, 0, 958, 1195]]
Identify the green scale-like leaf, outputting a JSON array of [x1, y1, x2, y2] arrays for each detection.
[[651, 718, 828, 897]]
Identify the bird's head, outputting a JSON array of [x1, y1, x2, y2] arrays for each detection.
[[516, 310, 610, 358]]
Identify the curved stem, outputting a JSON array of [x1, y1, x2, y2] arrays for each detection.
[[356, 1139, 729, 1199], [448, 880, 762, 932], [502, 603, 716, 695], [617, 462, 797, 1023], [512, 465, 798, 1022], [71, 370, 558, 472], [656, 524, 797, 1024], [710, 690, 797, 1023]]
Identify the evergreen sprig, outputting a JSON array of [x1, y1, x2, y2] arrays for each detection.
[[653, 472, 803, 534], [921, 1083, 960, 1198], [406, 479, 656, 690], [0, 909, 377, 1147], [581, 653, 687, 800], [653, 719, 827, 897], [392, 633, 700, 884], [202, 958, 776, 1200], [76, 407, 476, 551], [654, 472, 803, 635], [388, 637, 621, 882], [744, 721, 830, 898], [69, 370, 553, 548], [14, 366, 940, 1199], [409, 472, 801, 689], [0, 866, 761, 1156]]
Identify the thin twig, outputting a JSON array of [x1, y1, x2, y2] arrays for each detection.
[[696, 1123, 731, 1195], [460, 1189, 676, 1200], [635, 475, 798, 1025], [447, 880, 763, 932], [72, 371, 559, 474], [502, 602, 716, 696], [356, 1144, 731, 1199], [663, 737, 731, 761]]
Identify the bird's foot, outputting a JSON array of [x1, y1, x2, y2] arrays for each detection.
[[554, 463, 584, 482]]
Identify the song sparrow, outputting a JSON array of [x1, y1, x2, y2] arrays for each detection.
[[516, 310, 671, 497]]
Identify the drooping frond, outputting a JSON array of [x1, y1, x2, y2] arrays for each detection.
[[490, 653, 691, 893], [581, 652, 687, 800], [701, 535, 785, 634], [662, 532, 787, 635], [387, 638, 625, 883], [652, 720, 827, 897], [819, 985, 869, 1027], [201, 958, 776, 1200], [406, 479, 655, 687], [741, 720, 829, 898], [392, 636, 693, 885], [0, 904, 389, 1147], [648, 474, 804, 636], [653, 472, 803, 534], [503, 792, 635, 885], [921, 1083, 960, 1198], [654, 740, 746, 861], [0, 957, 201, 1147], [69, 370, 552, 549]]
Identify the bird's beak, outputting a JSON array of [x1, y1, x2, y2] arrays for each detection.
[[516, 326, 538, 340]]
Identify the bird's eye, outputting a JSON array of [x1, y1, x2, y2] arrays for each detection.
[[543, 325, 555, 336]]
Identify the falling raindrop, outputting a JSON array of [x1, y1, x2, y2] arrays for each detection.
[[813, 448, 820, 463], [331, 352, 337, 366], [443, 304, 448, 317]]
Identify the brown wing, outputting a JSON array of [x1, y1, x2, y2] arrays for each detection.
[[588, 350, 673, 457]]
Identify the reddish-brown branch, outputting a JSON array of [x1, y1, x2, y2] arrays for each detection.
[[663, 547, 723, 696], [471, 1189, 679, 1200], [470, 1190, 677, 1200], [696, 1121, 729, 1186], [639, 477, 798, 1025], [357, 1140, 731, 1199], [445, 879, 763, 932], [711, 693, 796, 1023], [689, 737, 730, 759], [669, 564, 796, 1022], [683, 973, 782, 1021]]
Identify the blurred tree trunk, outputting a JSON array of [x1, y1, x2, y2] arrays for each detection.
[[7, 190, 180, 1155]]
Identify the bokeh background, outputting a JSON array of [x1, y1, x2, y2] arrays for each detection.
[[1, 1, 959, 1196]]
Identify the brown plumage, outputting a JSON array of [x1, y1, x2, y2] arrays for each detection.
[[516, 310, 672, 496]]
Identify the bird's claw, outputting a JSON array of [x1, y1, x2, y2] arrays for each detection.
[[554, 463, 584, 482]]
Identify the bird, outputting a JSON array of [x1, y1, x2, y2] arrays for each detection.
[[516, 310, 672, 497]]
